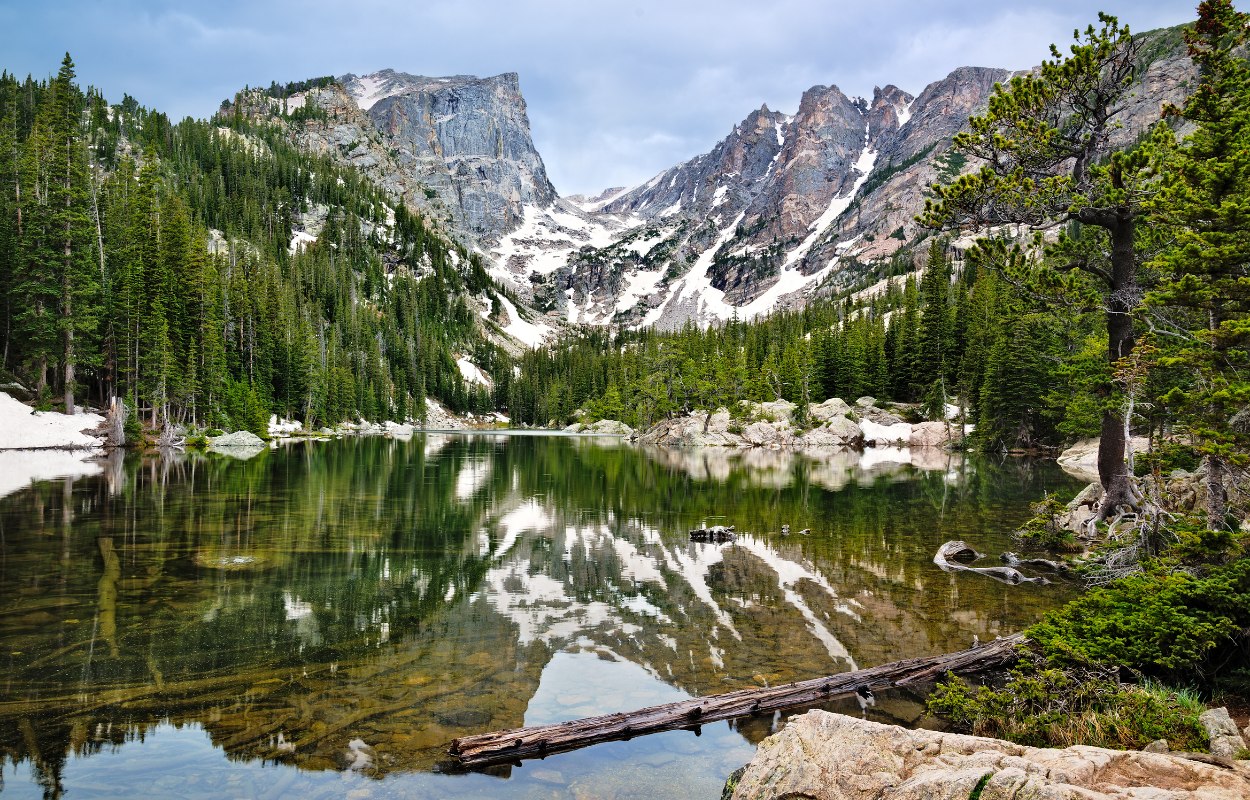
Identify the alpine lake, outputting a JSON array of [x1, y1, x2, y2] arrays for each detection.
[[0, 433, 1084, 800]]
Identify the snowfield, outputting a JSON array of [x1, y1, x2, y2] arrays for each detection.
[[0, 392, 104, 450]]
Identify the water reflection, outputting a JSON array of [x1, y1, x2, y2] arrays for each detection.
[[0, 436, 1081, 798]]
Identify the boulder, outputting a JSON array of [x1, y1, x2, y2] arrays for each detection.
[[637, 416, 710, 446], [909, 421, 951, 448], [1144, 739, 1169, 753], [823, 414, 862, 442], [563, 422, 586, 433], [810, 397, 853, 424], [795, 427, 846, 448], [742, 422, 793, 448], [587, 419, 634, 436], [1198, 707, 1248, 760], [1058, 437, 1149, 482], [855, 396, 876, 407], [1067, 482, 1105, 509], [728, 710, 1250, 800], [207, 430, 266, 448], [756, 400, 797, 427]]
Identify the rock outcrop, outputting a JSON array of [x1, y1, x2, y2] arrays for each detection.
[[1057, 438, 1150, 483], [207, 430, 266, 448], [1199, 708, 1249, 761], [564, 419, 635, 435], [630, 398, 977, 450], [729, 710, 1250, 800], [346, 70, 558, 240], [634, 401, 868, 449]]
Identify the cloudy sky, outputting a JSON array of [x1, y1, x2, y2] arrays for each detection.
[[1, 1, 1194, 195]]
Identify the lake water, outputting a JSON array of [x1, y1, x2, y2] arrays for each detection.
[[0, 434, 1082, 799]]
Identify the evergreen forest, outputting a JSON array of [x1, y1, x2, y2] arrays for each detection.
[[0, 55, 508, 435]]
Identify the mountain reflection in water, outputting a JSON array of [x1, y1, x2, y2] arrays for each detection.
[[0, 435, 1081, 799]]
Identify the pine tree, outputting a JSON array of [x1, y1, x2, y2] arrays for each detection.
[[1148, 0, 1250, 529], [47, 54, 95, 414], [917, 239, 953, 412], [921, 15, 1163, 517]]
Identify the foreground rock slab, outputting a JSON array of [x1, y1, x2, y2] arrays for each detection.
[[729, 710, 1250, 800]]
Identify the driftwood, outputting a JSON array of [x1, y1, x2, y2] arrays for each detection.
[[934, 541, 1049, 586], [449, 633, 1025, 767], [1000, 552, 1070, 572], [689, 525, 736, 542]]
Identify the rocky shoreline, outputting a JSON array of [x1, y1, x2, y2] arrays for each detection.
[[724, 709, 1250, 800], [579, 396, 969, 451]]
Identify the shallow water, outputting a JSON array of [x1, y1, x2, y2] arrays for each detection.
[[0, 435, 1082, 799]]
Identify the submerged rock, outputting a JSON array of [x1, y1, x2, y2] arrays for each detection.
[[728, 710, 1250, 800]]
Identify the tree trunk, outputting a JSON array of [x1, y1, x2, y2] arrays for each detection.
[[1205, 451, 1226, 527], [452, 635, 1024, 766], [1096, 216, 1139, 521]]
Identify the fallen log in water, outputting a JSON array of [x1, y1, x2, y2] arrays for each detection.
[[449, 633, 1025, 767], [934, 540, 1049, 585]]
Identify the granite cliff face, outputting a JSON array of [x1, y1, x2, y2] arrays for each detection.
[[341, 70, 557, 239], [225, 69, 560, 248]]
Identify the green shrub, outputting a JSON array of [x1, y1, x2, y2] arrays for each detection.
[[1028, 559, 1250, 676], [1135, 442, 1200, 477], [206, 428, 225, 437], [123, 409, 144, 446], [1016, 495, 1081, 552], [927, 661, 1209, 751]]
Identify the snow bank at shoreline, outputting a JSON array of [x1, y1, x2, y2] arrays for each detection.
[[0, 392, 105, 450]]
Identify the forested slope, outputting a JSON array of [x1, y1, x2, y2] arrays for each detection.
[[0, 56, 516, 433]]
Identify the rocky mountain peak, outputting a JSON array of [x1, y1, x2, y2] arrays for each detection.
[[333, 68, 556, 241]]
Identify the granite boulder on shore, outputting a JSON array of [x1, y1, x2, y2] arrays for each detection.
[[631, 398, 968, 449], [728, 710, 1250, 800]]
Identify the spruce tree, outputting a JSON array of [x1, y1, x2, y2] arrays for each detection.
[[1148, 0, 1250, 529], [917, 239, 954, 411], [921, 15, 1163, 518], [47, 54, 95, 414]]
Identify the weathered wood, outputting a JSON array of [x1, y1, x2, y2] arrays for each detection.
[[449, 633, 1025, 766], [934, 541, 1048, 585]]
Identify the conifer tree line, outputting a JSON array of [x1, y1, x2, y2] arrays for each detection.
[[0, 55, 505, 434], [509, 238, 1087, 451]]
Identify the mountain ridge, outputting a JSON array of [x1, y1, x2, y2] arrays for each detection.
[[231, 23, 1194, 341]]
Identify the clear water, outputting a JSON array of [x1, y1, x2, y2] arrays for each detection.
[[0, 434, 1082, 799]]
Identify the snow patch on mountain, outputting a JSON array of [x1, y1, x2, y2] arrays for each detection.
[[615, 269, 665, 314], [349, 73, 399, 111], [496, 294, 552, 348], [457, 358, 491, 387]]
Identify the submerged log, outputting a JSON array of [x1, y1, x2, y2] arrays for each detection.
[[449, 633, 1025, 767], [934, 540, 1049, 585], [1000, 552, 1070, 572]]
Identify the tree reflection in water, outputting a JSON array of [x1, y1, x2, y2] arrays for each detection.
[[0, 435, 1081, 798]]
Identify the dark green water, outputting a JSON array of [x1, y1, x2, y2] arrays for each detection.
[[0, 435, 1082, 799]]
